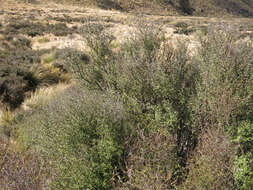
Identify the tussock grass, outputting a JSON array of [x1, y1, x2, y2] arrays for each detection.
[[22, 83, 70, 110], [37, 37, 50, 43], [0, 109, 14, 127]]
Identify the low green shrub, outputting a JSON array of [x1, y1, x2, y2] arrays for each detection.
[[231, 121, 253, 154], [191, 24, 253, 189], [17, 86, 129, 189], [194, 24, 253, 128], [174, 22, 195, 35], [174, 27, 195, 35], [174, 21, 189, 28], [71, 23, 200, 185], [19, 0, 38, 4], [37, 37, 50, 43], [229, 121, 253, 189], [2, 19, 76, 37], [234, 153, 253, 190], [3, 21, 44, 37]]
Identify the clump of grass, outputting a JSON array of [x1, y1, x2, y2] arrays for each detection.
[[37, 37, 50, 43], [0, 109, 14, 127], [35, 49, 77, 86], [42, 52, 55, 64], [22, 83, 69, 110], [0, 109, 14, 140]]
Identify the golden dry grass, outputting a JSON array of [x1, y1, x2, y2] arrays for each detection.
[[22, 83, 70, 110]]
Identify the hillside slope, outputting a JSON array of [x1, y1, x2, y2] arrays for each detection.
[[191, 0, 253, 17], [50, 0, 253, 17]]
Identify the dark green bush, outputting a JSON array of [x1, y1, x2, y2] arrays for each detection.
[[3, 21, 44, 37], [47, 23, 75, 36], [0, 65, 39, 109], [2, 20, 76, 37], [174, 27, 195, 35], [174, 21, 189, 28], [18, 0, 38, 4], [0, 35, 74, 109], [179, 0, 193, 14]]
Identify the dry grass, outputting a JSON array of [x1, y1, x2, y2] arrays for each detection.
[[0, 109, 14, 128], [22, 83, 70, 110]]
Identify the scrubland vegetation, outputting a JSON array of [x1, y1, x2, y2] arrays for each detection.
[[0, 1, 253, 190]]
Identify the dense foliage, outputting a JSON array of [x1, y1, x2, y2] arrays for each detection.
[[0, 21, 252, 189]]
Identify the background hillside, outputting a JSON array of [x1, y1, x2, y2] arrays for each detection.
[[191, 0, 253, 17], [48, 0, 253, 17]]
